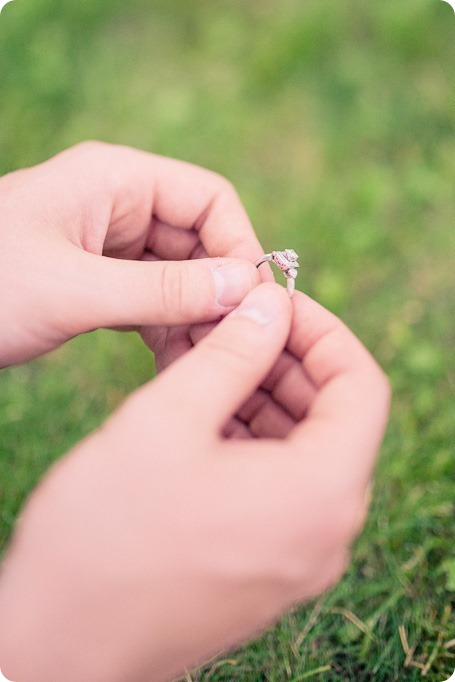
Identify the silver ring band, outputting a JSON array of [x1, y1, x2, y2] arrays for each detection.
[[254, 253, 274, 267]]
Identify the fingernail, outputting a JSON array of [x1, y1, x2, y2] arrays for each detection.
[[230, 284, 282, 325], [214, 263, 253, 308]]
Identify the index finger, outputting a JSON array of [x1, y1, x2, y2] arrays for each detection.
[[287, 292, 391, 487], [41, 142, 266, 263], [152, 154, 264, 261]]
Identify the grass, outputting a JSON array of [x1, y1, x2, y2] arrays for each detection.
[[1, 0, 454, 679]]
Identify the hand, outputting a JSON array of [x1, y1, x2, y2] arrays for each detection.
[[0, 284, 390, 682], [0, 141, 264, 368]]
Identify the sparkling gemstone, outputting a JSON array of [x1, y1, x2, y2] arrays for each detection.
[[284, 249, 298, 262]]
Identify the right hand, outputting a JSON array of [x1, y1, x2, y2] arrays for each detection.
[[0, 283, 390, 682]]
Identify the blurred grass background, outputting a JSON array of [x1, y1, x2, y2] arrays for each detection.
[[0, 0, 454, 679]]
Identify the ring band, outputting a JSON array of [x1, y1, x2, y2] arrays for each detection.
[[255, 249, 299, 297]]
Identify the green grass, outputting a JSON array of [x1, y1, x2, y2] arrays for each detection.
[[1, 0, 454, 679]]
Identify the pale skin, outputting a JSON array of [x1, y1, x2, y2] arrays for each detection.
[[0, 143, 390, 682]]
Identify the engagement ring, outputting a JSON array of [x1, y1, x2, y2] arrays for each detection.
[[255, 249, 299, 297]]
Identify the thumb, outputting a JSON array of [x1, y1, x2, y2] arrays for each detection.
[[148, 283, 292, 434], [67, 251, 261, 330]]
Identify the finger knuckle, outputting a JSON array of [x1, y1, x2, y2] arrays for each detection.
[[212, 175, 243, 209], [59, 141, 114, 171], [211, 172, 236, 195], [160, 262, 186, 315], [202, 330, 256, 371], [72, 139, 110, 156]]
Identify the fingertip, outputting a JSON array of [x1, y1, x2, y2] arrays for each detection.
[[213, 258, 261, 309], [230, 281, 292, 327], [189, 281, 290, 344]]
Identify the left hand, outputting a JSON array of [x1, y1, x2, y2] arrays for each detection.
[[0, 141, 264, 368]]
